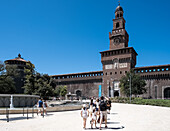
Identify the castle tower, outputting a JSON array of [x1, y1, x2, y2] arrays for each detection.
[[109, 5, 129, 50], [5, 54, 28, 93], [100, 4, 138, 97]]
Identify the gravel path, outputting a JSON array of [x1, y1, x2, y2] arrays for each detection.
[[0, 103, 170, 131]]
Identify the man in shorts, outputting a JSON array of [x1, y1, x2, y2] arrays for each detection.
[[99, 96, 108, 130], [37, 98, 43, 115]]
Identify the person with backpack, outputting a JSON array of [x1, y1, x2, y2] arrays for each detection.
[[99, 96, 108, 130]]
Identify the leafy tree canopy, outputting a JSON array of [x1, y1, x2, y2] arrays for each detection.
[[54, 85, 67, 97], [22, 61, 36, 95], [0, 61, 16, 94], [22, 62, 55, 99], [120, 70, 147, 97]]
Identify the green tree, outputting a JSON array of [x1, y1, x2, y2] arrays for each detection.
[[0, 61, 16, 93], [54, 85, 67, 97], [22, 61, 56, 98], [22, 61, 36, 95], [36, 74, 54, 99], [120, 70, 147, 97], [60, 86, 67, 97], [54, 86, 61, 97]]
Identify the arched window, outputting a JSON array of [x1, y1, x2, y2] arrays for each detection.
[[116, 22, 119, 28]]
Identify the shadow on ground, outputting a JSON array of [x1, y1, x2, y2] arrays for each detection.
[[0, 116, 34, 122], [0, 113, 53, 122], [107, 122, 120, 124], [86, 126, 125, 130], [111, 113, 118, 115]]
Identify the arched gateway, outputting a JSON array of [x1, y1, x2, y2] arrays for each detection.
[[76, 90, 81, 97], [164, 87, 170, 99]]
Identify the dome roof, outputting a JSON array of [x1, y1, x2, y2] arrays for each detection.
[[5, 54, 28, 63], [115, 5, 123, 12]]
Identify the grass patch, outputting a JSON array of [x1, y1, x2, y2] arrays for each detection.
[[111, 97, 170, 107]]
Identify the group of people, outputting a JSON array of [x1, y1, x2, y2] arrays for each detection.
[[81, 96, 111, 130], [37, 98, 48, 116]]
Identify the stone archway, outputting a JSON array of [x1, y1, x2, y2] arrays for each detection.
[[76, 90, 81, 97], [114, 91, 119, 97], [164, 87, 170, 99]]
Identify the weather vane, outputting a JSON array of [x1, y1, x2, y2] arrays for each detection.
[[118, 0, 120, 5]]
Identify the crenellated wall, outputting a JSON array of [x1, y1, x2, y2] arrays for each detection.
[[134, 65, 170, 99], [52, 71, 103, 98]]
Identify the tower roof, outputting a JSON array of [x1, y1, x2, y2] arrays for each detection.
[[5, 54, 28, 63], [115, 5, 123, 12]]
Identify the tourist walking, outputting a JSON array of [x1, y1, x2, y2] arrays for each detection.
[[99, 96, 108, 130], [96, 98, 100, 122], [43, 100, 48, 115], [37, 98, 43, 116], [107, 97, 111, 114], [89, 98, 95, 117], [81, 104, 89, 130], [91, 107, 97, 129]]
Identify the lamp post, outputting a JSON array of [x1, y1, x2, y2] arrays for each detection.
[[111, 77, 114, 98]]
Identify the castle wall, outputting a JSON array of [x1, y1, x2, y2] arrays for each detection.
[[52, 71, 103, 98], [134, 65, 170, 99]]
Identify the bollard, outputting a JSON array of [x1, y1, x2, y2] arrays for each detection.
[[32, 107, 33, 117], [23, 107, 24, 116], [27, 107, 28, 119]]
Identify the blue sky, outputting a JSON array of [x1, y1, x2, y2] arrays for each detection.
[[0, 0, 170, 75]]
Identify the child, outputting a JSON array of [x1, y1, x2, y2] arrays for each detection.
[[91, 107, 97, 129], [81, 104, 89, 129]]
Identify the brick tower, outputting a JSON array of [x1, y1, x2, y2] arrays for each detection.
[[100, 4, 138, 97], [5, 54, 28, 93]]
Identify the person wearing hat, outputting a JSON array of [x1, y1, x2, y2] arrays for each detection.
[[81, 104, 89, 129]]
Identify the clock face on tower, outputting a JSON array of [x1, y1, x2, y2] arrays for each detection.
[[114, 38, 120, 45]]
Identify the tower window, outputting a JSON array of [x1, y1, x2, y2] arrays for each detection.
[[116, 22, 119, 28], [117, 14, 119, 18]]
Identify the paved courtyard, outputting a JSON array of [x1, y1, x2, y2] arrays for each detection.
[[0, 103, 170, 131]]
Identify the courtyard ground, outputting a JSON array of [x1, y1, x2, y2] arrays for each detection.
[[0, 103, 170, 131]]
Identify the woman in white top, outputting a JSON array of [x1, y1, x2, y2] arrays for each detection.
[[95, 98, 100, 122], [91, 107, 97, 129], [81, 104, 89, 129], [89, 99, 94, 117]]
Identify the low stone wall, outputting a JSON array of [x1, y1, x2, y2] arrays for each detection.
[[0, 106, 82, 114], [0, 94, 39, 107], [0, 108, 38, 114], [47, 105, 82, 112]]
